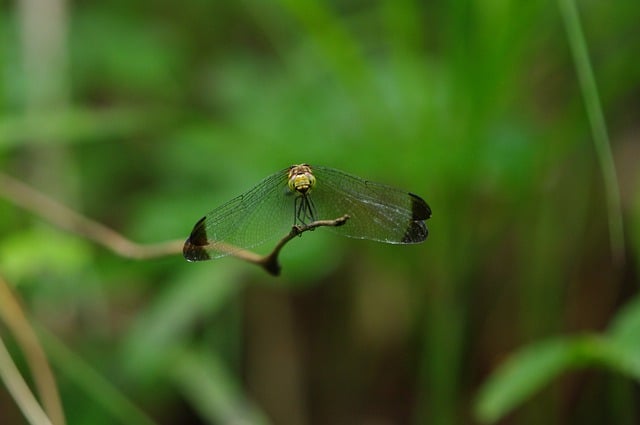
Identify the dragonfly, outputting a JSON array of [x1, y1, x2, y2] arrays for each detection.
[[183, 163, 431, 261]]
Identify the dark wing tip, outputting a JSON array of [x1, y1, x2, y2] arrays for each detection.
[[401, 194, 431, 243], [409, 193, 432, 220], [183, 239, 211, 261], [183, 216, 211, 261], [401, 220, 429, 243]]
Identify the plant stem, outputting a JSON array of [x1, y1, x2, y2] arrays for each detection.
[[558, 0, 625, 265]]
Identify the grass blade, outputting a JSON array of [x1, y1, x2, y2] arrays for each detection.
[[558, 0, 625, 264]]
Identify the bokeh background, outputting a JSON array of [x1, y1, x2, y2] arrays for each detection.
[[1, 0, 639, 424]]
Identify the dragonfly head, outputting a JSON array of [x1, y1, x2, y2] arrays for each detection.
[[288, 164, 316, 194]]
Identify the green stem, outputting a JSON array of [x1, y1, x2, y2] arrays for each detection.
[[558, 0, 625, 264], [38, 328, 157, 425]]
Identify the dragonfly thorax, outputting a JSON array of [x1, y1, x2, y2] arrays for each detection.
[[288, 164, 316, 194]]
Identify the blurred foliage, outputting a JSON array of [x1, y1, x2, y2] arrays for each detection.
[[1, 0, 639, 424], [475, 295, 640, 423]]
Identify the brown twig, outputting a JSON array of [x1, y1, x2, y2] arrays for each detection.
[[1, 172, 350, 275], [257, 216, 350, 275], [185, 215, 351, 275], [0, 172, 183, 259]]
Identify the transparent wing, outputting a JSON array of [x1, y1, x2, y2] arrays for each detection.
[[309, 166, 431, 244], [184, 168, 296, 260]]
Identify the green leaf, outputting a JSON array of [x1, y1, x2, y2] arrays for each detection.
[[608, 295, 640, 352], [474, 333, 640, 423], [474, 338, 574, 423]]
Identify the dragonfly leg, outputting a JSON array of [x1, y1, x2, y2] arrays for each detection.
[[295, 194, 316, 225], [306, 195, 317, 222], [294, 196, 305, 225]]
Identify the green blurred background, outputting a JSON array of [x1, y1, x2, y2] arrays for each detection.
[[1, 0, 639, 424]]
